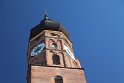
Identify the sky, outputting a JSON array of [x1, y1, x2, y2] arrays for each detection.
[[0, 0, 124, 83]]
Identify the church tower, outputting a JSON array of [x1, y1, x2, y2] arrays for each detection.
[[27, 13, 86, 83]]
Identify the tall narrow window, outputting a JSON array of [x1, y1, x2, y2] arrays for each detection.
[[55, 76, 63, 83], [52, 55, 60, 65]]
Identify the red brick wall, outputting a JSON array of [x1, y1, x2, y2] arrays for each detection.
[[31, 66, 86, 83], [28, 30, 87, 83]]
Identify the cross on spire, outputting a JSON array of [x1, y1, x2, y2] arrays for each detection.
[[44, 9, 49, 20]]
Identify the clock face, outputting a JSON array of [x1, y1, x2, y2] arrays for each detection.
[[51, 43, 57, 49], [31, 43, 45, 56], [64, 44, 75, 60]]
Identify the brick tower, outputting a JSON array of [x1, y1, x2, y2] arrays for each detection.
[[27, 13, 86, 83]]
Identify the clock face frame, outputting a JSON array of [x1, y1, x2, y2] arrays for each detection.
[[64, 44, 75, 60], [51, 43, 57, 49], [31, 43, 45, 56]]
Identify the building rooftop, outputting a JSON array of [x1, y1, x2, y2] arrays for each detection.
[[30, 13, 69, 39]]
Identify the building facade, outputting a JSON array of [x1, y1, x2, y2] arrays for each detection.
[[27, 14, 86, 83]]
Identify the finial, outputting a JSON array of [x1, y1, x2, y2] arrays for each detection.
[[45, 8, 48, 15], [44, 8, 49, 20]]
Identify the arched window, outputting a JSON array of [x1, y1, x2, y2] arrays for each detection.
[[52, 55, 60, 65], [54, 76, 63, 83]]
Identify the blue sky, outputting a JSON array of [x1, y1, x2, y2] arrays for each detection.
[[0, 0, 124, 83]]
